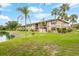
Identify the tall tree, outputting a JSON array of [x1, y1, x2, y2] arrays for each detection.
[[17, 15, 24, 27], [28, 15, 31, 25], [0, 4, 2, 14], [41, 18, 47, 26], [59, 4, 70, 20], [17, 15, 23, 24], [64, 14, 69, 21], [17, 6, 30, 31], [51, 8, 59, 20], [59, 12, 69, 21], [70, 14, 78, 27], [28, 15, 32, 31], [60, 4, 70, 12], [41, 18, 47, 32], [6, 21, 18, 30]]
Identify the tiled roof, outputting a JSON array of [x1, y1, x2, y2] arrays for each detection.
[[58, 19, 69, 24], [26, 19, 56, 25], [21, 19, 69, 27]]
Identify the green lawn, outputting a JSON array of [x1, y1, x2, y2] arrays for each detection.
[[0, 31, 79, 56]]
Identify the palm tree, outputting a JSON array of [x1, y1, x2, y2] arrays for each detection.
[[51, 8, 59, 20], [59, 4, 70, 20], [64, 14, 69, 21], [17, 6, 30, 31], [27, 15, 32, 31], [41, 18, 47, 26], [17, 15, 24, 30], [0, 4, 2, 14], [17, 15, 23, 24], [70, 14, 78, 27], [59, 12, 69, 21], [41, 18, 47, 32], [28, 15, 31, 25], [60, 4, 70, 12]]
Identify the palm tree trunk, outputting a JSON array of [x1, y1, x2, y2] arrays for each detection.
[[25, 15, 27, 31], [55, 15, 56, 20], [72, 22, 73, 28], [55, 15, 57, 32], [28, 15, 32, 31], [0, 5, 2, 14]]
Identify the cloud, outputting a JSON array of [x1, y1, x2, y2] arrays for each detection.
[[0, 15, 11, 21], [33, 13, 53, 21], [0, 3, 12, 12], [40, 3, 52, 6], [29, 7, 43, 12], [69, 3, 79, 7], [0, 3, 11, 8], [35, 13, 50, 18], [50, 4, 62, 10], [77, 17, 79, 23], [69, 3, 79, 9]]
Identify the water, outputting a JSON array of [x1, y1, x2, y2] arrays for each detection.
[[0, 32, 15, 42]]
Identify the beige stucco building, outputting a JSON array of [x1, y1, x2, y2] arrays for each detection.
[[24, 19, 70, 32]]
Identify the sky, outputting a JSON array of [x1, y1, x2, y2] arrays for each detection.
[[0, 3, 79, 25]]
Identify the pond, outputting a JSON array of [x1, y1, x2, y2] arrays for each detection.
[[0, 32, 15, 42]]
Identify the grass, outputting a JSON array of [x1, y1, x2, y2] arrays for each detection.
[[0, 31, 79, 56]]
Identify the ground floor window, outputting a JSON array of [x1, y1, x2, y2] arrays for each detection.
[[51, 27, 56, 31]]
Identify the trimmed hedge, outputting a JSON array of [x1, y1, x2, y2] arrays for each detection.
[[57, 28, 72, 33], [16, 28, 28, 31]]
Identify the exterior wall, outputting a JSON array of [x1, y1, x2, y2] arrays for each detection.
[[46, 20, 56, 31], [31, 24, 35, 30], [39, 28, 47, 32], [25, 20, 70, 32], [32, 22, 47, 32], [51, 21, 56, 31], [47, 21, 52, 31], [56, 20, 69, 28], [26, 24, 36, 31], [56, 20, 64, 28], [27, 26, 31, 31], [37, 23, 46, 32], [37, 23, 41, 31]]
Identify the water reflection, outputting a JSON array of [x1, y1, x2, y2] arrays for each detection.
[[0, 35, 7, 42], [0, 32, 15, 42]]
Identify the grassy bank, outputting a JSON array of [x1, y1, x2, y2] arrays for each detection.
[[0, 31, 79, 56]]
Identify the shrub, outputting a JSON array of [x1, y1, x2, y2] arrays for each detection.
[[62, 28, 67, 33], [0, 25, 7, 30], [6, 21, 18, 30], [17, 28, 28, 31], [31, 32, 35, 35], [72, 24, 79, 29], [67, 28, 72, 32], [48, 30, 51, 32], [30, 29, 35, 32], [57, 28, 67, 33], [57, 28, 61, 33]]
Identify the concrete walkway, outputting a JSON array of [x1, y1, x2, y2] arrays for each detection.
[[9, 31, 25, 38]]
